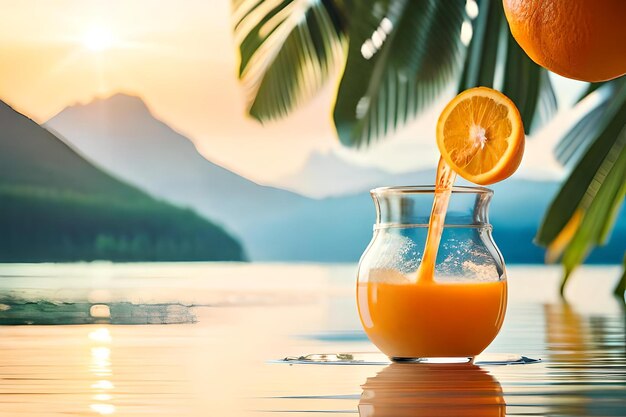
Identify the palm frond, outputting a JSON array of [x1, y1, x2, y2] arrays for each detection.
[[537, 79, 626, 294], [614, 253, 626, 298], [536, 79, 626, 248], [233, 0, 347, 121], [555, 81, 621, 166], [560, 131, 626, 286], [460, 0, 556, 134], [457, 0, 502, 90], [578, 82, 604, 103], [333, 0, 466, 147], [502, 35, 557, 134], [554, 104, 606, 166]]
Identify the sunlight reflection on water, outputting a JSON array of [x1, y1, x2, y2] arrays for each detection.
[[88, 326, 115, 415]]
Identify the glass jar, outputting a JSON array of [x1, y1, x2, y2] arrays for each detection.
[[357, 186, 507, 361]]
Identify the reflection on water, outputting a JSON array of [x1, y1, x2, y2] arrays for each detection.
[[534, 302, 626, 416], [0, 264, 625, 416], [89, 327, 115, 415], [544, 302, 626, 363], [359, 363, 505, 417]]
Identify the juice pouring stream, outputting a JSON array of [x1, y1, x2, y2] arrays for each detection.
[[415, 157, 457, 283]]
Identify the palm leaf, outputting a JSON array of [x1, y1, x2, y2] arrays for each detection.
[[554, 81, 620, 167], [501, 35, 557, 134], [460, 0, 556, 134], [457, 0, 502, 90], [233, 0, 347, 121], [536, 78, 626, 294], [614, 253, 626, 298], [560, 132, 626, 293], [333, 0, 465, 147], [554, 104, 606, 166], [578, 82, 604, 103], [536, 79, 626, 247]]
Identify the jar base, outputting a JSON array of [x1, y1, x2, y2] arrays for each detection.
[[391, 356, 473, 364]]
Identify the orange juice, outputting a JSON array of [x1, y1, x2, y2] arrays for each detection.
[[357, 271, 507, 359]]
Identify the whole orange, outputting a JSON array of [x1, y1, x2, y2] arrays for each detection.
[[503, 0, 626, 82]]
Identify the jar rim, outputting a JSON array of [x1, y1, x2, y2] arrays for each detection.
[[371, 185, 493, 196]]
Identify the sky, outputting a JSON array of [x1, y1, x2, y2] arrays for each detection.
[[0, 0, 591, 184]]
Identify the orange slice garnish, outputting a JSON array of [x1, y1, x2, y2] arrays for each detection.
[[436, 87, 525, 185]]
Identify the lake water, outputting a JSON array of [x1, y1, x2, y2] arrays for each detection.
[[0, 263, 625, 416]]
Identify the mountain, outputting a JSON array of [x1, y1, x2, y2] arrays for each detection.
[[45, 93, 308, 258], [0, 100, 243, 262], [277, 151, 391, 198], [46, 93, 624, 264], [275, 150, 439, 198]]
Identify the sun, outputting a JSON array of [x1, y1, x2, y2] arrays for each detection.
[[82, 26, 116, 52]]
